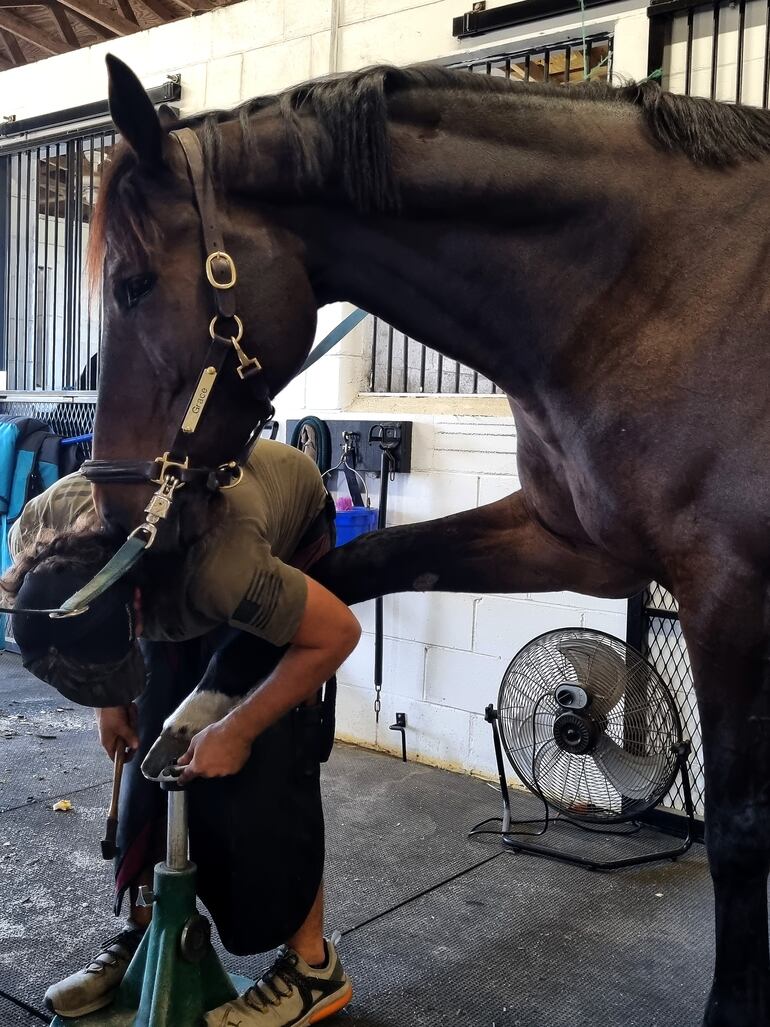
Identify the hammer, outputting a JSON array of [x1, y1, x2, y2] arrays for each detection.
[[101, 744, 127, 860]]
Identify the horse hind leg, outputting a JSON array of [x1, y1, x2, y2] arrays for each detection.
[[679, 588, 770, 1027]]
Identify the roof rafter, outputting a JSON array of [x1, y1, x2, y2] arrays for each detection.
[[1, 26, 26, 61], [48, 1, 77, 44], [54, 0, 136, 35], [0, 9, 68, 53]]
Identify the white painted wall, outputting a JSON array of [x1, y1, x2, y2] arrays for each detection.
[[0, 0, 649, 779]]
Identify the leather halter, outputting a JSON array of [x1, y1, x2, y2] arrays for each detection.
[[34, 128, 276, 618], [81, 127, 274, 498]]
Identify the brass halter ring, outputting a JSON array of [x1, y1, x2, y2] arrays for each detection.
[[217, 461, 244, 490], [209, 314, 244, 344]]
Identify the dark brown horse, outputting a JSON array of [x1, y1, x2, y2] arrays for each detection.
[[90, 55, 770, 1026]]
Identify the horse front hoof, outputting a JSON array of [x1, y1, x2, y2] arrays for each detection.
[[141, 729, 191, 781]]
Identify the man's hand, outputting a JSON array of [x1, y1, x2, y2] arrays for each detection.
[[95, 704, 139, 761], [177, 718, 252, 783]]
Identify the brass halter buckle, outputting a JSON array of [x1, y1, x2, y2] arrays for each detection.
[[205, 250, 237, 290]]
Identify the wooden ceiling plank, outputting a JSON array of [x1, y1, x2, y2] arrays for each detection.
[[1, 26, 26, 62], [48, 1, 78, 44], [0, 9, 68, 53], [0, 1, 48, 8], [55, 0, 136, 35]]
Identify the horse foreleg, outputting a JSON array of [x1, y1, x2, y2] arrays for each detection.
[[141, 632, 285, 779], [311, 490, 645, 604], [679, 590, 770, 1027]]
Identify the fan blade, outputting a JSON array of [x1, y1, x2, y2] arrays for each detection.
[[592, 734, 669, 802], [555, 639, 627, 717], [513, 712, 555, 762]]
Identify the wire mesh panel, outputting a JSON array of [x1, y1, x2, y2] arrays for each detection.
[[1, 129, 116, 391], [0, 396, 95, 444], [365, 34, 613, 394]]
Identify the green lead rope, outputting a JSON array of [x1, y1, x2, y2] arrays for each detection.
[[53, 308, 370, 619], [54, 535, 148, 617]]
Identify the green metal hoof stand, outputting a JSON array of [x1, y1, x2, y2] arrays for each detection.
[[51, 766, 252, 1027]]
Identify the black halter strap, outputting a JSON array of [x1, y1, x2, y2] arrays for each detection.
[[81, 127, 273, 492]]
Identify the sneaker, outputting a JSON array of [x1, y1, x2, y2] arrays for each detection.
[[43, 925, 145, 1018], [206, 938, 352, 1027]]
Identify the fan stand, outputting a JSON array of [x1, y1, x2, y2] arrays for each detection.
[[472, 704, 696, 872]]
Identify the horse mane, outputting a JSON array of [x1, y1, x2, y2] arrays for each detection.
[[88, 66, 770, 281]]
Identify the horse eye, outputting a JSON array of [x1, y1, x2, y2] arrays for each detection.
[[124, 274, 156, 308]]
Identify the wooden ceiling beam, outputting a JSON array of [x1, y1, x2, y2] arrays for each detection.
[[0, 9, 68, 52], [134, 0, 175, 20], [114, 0, 137, 25], [1, 26, 26, 62], [55, 0, 137, 35], [65, 5, 115, 36], [48, 1, 78, 44], [0, 1, 47, 8], [173, 0, 214, 12]]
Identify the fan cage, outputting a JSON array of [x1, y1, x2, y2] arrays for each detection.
[[497, 628, 684, 825]]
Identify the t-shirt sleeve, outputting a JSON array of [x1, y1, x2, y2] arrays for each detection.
[[192, 537, 309, 648]]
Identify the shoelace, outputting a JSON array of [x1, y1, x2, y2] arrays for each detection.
[[244, 949, 306, 1012], [84, 928, 144, 975]]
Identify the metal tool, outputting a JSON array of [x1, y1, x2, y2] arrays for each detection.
[[100, 745, 126, 861]]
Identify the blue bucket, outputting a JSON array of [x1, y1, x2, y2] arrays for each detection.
[[335, 507, 378, 546]]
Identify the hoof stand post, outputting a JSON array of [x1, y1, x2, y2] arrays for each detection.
[[51, 766, 252, 1027]]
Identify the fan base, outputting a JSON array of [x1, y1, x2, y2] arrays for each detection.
[[471, 704, 697, 873]]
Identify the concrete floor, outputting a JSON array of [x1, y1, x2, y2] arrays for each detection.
[[0, 652, 714, 1026]]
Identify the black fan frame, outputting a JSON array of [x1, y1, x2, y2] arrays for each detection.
[[497, 628, 684, 824]]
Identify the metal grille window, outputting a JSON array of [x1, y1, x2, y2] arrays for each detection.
[[366, 35, 613, 394], [652, 0, 770, 103], [0, 128, 116, 392]]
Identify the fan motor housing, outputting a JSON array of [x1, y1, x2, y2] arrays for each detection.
[[553, 711, 600, 755]]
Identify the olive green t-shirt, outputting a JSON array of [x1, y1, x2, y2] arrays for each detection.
[[9, 441, 328, 647]]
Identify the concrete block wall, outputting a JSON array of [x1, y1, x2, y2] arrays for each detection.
[[0, 0, 645, 779], [274, 405, 627, 779]]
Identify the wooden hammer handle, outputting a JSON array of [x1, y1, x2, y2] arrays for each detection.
[[107, 744, 127, 821]]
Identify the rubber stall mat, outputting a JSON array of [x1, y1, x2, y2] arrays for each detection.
[[0, 657, 108, 812], [0, 784, 115, 1012], [0, 994, 47, 1026], [320, 744, 510, 930], [336, 847, 713, 1027]]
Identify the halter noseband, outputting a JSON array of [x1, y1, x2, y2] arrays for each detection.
[[79, 127, 274, 549]]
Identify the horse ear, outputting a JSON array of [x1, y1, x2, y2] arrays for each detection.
[[157, 104, 179, 129], [106, 54, 164, 168]]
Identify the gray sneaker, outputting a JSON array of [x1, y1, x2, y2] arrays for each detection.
[[44, 925, 145, 1018], [206, 938, 352, 1027]]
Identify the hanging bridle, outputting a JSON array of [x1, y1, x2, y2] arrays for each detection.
[[51, 127, 275, 617]]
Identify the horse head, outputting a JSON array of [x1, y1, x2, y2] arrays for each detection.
[[90, 56, 318, 543]]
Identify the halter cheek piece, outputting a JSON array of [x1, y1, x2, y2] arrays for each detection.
[[44, 128, 275, 618]]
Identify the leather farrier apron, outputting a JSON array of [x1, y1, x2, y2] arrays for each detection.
[[113, 498, 337, 955]]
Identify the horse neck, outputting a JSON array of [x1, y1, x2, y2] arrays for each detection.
[[221, 91, 661, 396]]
